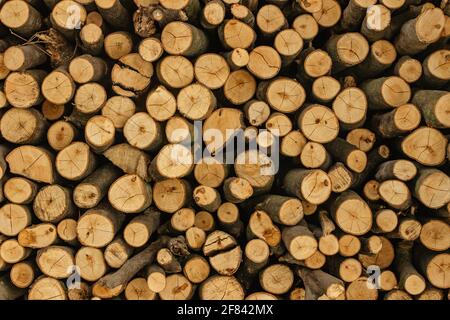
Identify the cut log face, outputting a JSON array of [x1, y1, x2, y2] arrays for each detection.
[[6, 146, 55, 184], [199, 275, 244, 300], [402, 127, 447, 166], [332, 191, 372, 236], [108, 174, 152, 214], [0, 204, 31, 236], [298, 104, 339, 143], [28, 277, 67, 300]]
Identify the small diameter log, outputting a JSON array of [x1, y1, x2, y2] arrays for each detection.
[[56, 142, 96, 181], [244, 100, 270, 127], [6, 145, 56, 184], [111, 54, 153, 98], [300, 142, 331, 170], [292, 14, 319, 41], [18, 223, 58, 249], [354, 40, 397, 78], [3, 177, 38, 204], [50, 1, 87, 38], [223, 177, 253, 204], [414, 169, 450, 210], [375, 160, 417, 182], [394, 56, 422, 84], [42, 68, 76, 106], [312, 0, 342, 28], [194, 53, 230, 90], [247, 46, 281, 80], [395, 241, 426, 295], [282, 225, 318, 260], [177, 83, 216, 120], [156, 55, 194, 90], [328, 162, 354, 193], [103, 143, 151, 182], [4, 70, 46, 108], [421, 49, 450, 88], [388, 217, 422, 241], [84, 115, 115, 153], [138, 38, 163, 64], [237, 239, 269, 289], [123, 112, 162, 151], [412, 90, 450, 129], [274, 29, 303, 66], [149, 144, 194, 180], [360, 4, 391, 42], [0, 239, 31, 264], [224, 48, 250, 70], [145, 264, 166, 293], [259, 264, 293, 295], [372, 103, 421, 138], [76, 246, 108, 282], [216, 203, 242, 237], [209, 245, 242, 276], [340, 0, 377, 31], [57, 219, 78, 245], [395, 8, 445, 55], [332, 87, 367, 130], [74, 164, 121, 209], [0, 203, 31, 236], [158, 274, 194, 300], [161, 21, 208, 57], [327, 256, 362, 283], [193, 185, 221, 213], [67, 281, 91, 300], [297, 267, 346, 300], [125, 278, 157, 300], [414, 246, 450, 289], [401, 127, 448, 166], [338, 234, 361, 257], [234, 149, 275, 194], [417, 286, 445, 301], [33, 184, 74, 223], [193, 157, 228, 189], [224, 70, 257, 105], [363, 180, 380, 201], [280, 130, 307, 158], [258, 77, 306, 113], [158, 249, 182, 274], [420, 220, 450, 252], [36, 246, 74, 279], [256, 4, 287, 37], [69, 54, 107, 84], [200, 275, 244, 300], [1, 108, 47, 145], [346, 128, 376, 152], [346, 277, 378, 300], [312, 76, 341, 103], [47, 121, 77, 151], [246, 210, 281, 248], [182, 255, 210, 285], [283, 169, 331, 205], [146, 86, 176, 122], [3, 45, 47, 72], [77, 204, 125, 248], [379, 270, 398, 292], [297, 104, 339, 143], [325, 138, 367, 173], [108, 174, 152, 214], [362, 76, 411, 110], [123, 208, 160, 248], [42, 101, 65, 121], [373, 209, 398, 234], [359, 235, 383, 256], [93, 237, 168, 298], [95, 0, 130, 29], [104, 237, 133, 269], [185, 227, 206, 251], [359, 236, 395, 270], [325, 32, 369, 72], [331, 190, 372, 236], [378, 179, 412, 210], [297, 48, 333, 81], [0, 0, 42, 37], [28, 276, 66, 300], [80, 23, 104, 56], [201, 0, 225, 29], [149, 179, 189, 214], [10, 261, 36, 289], [256, 195, 303, 226], [218, 19, 256, 50], [104, 32, 133, 60]]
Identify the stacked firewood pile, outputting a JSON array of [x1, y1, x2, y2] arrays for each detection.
[[0, 0, 449, 300]]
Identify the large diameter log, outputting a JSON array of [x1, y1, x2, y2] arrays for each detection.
[[50, 1, 87, 38], [282, 225, 318, 260], [108, 174, 152, 214], [33, 184, 74, 223], [199, 275, 244, 300], [362, 76, 411, 110], [325, 32, 369, 72], [298, 104, 339, 142], [123, 208, 160, 248], [111, 54, 153, 98], [36, 246, 75, 279], [4, 70, 46, 109], [3, 45, 47, 71], [401, 127, 448, 166], [28, 276, 67, 300], [372, 103, 421, 138], [0, 108, 47, 145], [421, 50, 450, 88], [414, 245, 450, 289], [420, 219, 450, 252], [0, 203, 31, 236], [161, 21, 208, 56], [414, 169, 450, 209], [56, 142, 96, 181]]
